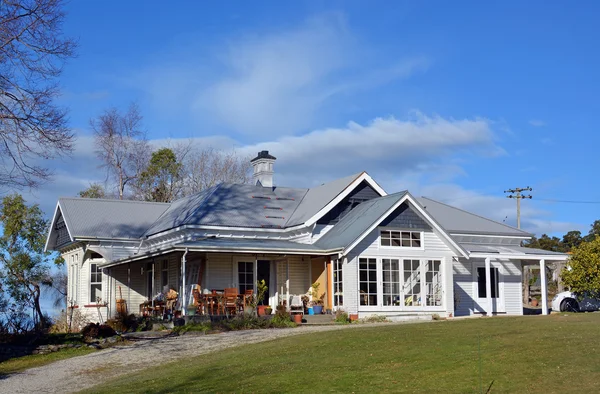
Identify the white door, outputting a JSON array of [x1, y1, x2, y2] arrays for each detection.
[[473, 263, 505, 313]]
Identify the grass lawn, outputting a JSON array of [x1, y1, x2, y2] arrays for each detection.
[[0, 347, 95, 377], [86, 314, 600, 393]]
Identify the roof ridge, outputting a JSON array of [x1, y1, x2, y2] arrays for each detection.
[[58, 197, 171, 206], [419, 196, 532, 235]]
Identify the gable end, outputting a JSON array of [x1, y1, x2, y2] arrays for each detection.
[[317, 181, 381, 225], [380, 203, 432, 230]]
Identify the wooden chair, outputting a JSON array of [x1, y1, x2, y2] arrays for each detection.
[[223, 288, 238, 316]]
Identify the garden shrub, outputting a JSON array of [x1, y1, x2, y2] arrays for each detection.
[[334, 309, 349, 324], [81, 323, 116, 339]]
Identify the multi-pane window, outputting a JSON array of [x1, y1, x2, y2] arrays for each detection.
[[425, 260, 442, 306], [359, 258, 377, 306], [333, 259, 343, 307], [403, 259, 421, 306], [477, 267, 499, 298], [380, 230, 422, 248], [382, 259, 401, 306], [238, 262, 254, 293], [90, 263, 102, 303]]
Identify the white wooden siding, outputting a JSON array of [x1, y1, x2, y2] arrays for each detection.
[[206, 253, 235, 289], [453, 258, 474, 316], [453, 258, 523, 316]]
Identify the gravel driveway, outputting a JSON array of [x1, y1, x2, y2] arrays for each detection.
[[0, 323, 410, 393]]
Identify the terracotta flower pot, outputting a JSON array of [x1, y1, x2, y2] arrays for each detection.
[[293, 314, 302, 324], [257, 305, 268, 316], [531, 299, 539, 307]]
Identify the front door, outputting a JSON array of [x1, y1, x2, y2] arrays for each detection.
[[257, 260, 270, 305], [473, 263, 505, 313]]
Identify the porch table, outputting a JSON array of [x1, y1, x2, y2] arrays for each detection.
[[197, 293, 248, 315]]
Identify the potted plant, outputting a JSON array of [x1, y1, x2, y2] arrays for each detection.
[[264, 306, 273, 315], [310, 282, 324, 314], [254, 280, 269, 316]]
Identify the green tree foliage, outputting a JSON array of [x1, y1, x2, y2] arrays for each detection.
[[0, 194, 63, 330], [137, 148, 182, 202], [561, 236, 600, 297], [79, 183, 107, 199], [562, 230, 583, 250], [523, 234, 566, 252], [583, 220, 600, 243]]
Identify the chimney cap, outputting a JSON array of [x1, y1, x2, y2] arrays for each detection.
[[251, 150, 277, 162]]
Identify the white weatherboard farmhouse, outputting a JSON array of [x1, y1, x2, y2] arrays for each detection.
[[45, 151, 568, 323]]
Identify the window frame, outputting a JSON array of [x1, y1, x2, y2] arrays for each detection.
[[237, 261, 255, 294], [356, 256, 445, 311], [89, 259, 103, 304], [333, 258, 343, 308], [358, 256, 378, 307], [379, 229, 425, 250]]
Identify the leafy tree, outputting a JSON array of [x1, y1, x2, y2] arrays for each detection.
[[561, 236, 600, 297], [0, 194, 63, 330], [523, 234, 565, 252], [0, 0, 76, 189], [584, 220, 600, 243], [562, 230, 583, 251], [137, 148, 182, 202], [79, 183, 106, 199]]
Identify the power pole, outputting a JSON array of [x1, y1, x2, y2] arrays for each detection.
[[504, 187, 532, 229]]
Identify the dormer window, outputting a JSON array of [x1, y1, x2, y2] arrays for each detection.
[[380, 230, 422, 248]]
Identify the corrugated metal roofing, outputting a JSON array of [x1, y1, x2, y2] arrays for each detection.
[[460, 243, 567, 256], [417, 197, 532, 237], [176, 237, 330, 253], [58, 198, 169, 239], [315, 191, 407, 250], [144, 184, 309, 236], [286, 172, 363, 226]]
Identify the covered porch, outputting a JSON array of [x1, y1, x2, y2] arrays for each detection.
[[102, 242, 338, 320]]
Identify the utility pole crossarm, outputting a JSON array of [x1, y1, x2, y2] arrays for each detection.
[[504, 187, 533, 229]]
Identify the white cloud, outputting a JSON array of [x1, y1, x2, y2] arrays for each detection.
[[133, 13, 429, 137], [529, 119, 546, 127]]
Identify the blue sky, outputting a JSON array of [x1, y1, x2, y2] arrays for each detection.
[[18, 0, 600, 239]]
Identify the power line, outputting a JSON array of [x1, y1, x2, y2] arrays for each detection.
[[504, 187, 532, 229], [536, 198, 600, 204]]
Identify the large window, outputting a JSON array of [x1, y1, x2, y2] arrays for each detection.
[[477, 267, 499, 298], [380, 230, 422, 248], [90, 263, 102, 303], [382, 259, 401, 306], [425, 260, 442, 306], [359, 258, 377, 306], [403, 259, 421, 306], [238, 262, 254, 293], [333, 259, 343, 307]]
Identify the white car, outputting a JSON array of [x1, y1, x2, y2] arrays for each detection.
[[551, 291, 600, 312]]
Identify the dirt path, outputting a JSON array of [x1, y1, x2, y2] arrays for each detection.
[[0, 323, 415, 393]]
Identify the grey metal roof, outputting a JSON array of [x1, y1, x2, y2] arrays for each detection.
[[286, 172, 363, 227], [58, 198, 170, 239], [460, 243, 568, 257], [315, 191, 407, 251], [176, 237, 332, 254], [417, 197, 533, 237], [144, 184, 308, 236]]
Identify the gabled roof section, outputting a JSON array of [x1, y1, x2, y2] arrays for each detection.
[[317, 192, 469, 257], [144, 184, 308, 236], [57, 198, 170, 240], [287, 172, 386, 227], [315, 192, 407, 251], [417, 197, 533, 237]]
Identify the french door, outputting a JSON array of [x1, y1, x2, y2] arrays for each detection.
[[358, 257, 444, 310]]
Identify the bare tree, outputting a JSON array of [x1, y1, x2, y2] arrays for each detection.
[[91, 103, 149, 199], [0, 0, 76, 189], [181, 147, 252, 195]]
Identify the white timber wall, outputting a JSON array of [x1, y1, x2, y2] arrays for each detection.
[[344, 228, 456, 318], [453, 258, 523, 316]]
